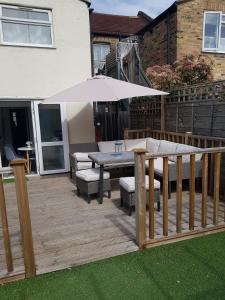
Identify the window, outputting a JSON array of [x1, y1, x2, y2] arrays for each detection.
[[203, 11, 225, 52], [0, 5, 53, 47], [93, 43, 110, 74]]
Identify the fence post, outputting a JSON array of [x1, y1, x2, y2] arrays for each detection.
[[135, 149, 146, 249], [124, 128, 129, 140], [0, 172, 13, 272], [161, 95, 165, 131], [10, 160, 36, 278]]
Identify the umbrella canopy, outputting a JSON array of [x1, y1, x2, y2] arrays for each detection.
[[45, 75, 168, 103]]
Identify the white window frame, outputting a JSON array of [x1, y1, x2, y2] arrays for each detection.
[[93, 43, 110, 73], [203, 11, 225, 53], [0, 4, 54, 48]]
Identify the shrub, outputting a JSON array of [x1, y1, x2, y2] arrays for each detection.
[[146, 64, 181, 91], [174, 55, 214, 85], [146, 55, 214, 91]]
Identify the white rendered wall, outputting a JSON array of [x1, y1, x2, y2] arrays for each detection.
[[0, 0, 95, 144]]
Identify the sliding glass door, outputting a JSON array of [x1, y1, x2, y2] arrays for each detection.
[[32, 102, 69, 175]]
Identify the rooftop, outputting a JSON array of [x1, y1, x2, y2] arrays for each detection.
[[90, 11, 152, 37]]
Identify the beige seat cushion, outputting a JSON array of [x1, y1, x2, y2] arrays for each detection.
[[145, 158, 175, 173], [119, 176, 160, 193], [98, 141, 125, 153], [76, 169, 110, 182], [76, 162, 93, 171], [125, 138, 147, 151], [73, 152, 92, 162]]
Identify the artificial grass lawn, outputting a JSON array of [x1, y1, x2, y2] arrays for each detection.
[[1, 232, 225, 300], [3, 177, 29, 184]]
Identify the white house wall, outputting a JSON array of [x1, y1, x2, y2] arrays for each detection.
[[0, 0, 95, 144]]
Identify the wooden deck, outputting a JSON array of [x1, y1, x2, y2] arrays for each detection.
[[0, 174, 224, 277]]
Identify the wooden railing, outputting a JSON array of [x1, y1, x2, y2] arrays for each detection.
[[124, 128, 225, 148], [0, 160, 35, 284], [134, 147, 225, 249]]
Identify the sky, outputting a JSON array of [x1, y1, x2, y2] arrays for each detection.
[[90, 0, 176, 18]]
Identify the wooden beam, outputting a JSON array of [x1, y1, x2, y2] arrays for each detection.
[[202, 154, 208, 228], [0, 272, 25, 285], [0, 173, 13, 272], [163, 157, 169, 236], [161, 96, 165, 131], [11, 160, 36, 278], [134, 149, 147, 249], [144, 224, 225, 249], [149, 159, 155, 239], [176, 156, 183, 233]]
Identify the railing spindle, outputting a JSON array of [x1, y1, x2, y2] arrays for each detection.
[[213, 153, 221, 225], [189, 154, 196, 230], [163, 157, 169, 236], [202, 154, 208, 228], [176, 156, 183, 233], [149, 159, 155, 239], [135, 150, 147, 248]]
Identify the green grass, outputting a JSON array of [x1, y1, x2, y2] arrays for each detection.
[[1, 232, 225, 300], [3, 177, 29, 184]]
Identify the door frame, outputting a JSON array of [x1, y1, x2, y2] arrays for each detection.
[[32, 101, 70, 175]]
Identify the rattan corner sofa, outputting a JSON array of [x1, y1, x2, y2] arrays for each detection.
[[71, 138, 203, 196]]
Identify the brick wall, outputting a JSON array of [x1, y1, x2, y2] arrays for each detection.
[[92, 36, 119, 48], [140, 9, 177, 70], [177, 0, 225, 80], [140, 0, 225, 80]]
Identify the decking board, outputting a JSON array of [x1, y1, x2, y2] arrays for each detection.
[[0, 174, 224, 277]]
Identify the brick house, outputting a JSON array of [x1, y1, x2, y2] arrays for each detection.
[[90, 11, 152, 74], [140, 0, 225, 80]]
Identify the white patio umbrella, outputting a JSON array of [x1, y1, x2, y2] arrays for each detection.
[[44, 75, 168, 103]]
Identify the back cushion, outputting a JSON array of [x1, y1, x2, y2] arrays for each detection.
[[158, 140, 179, 162], [176, 144, 202, 162], [146, 138, 161, 154], [125, 138, 147, 151], [98, 141, 125, 153]]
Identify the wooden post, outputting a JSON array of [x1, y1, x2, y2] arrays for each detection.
[[135, 149, 147, 249], [163, 157, 169, 236], [161, 96, 165, 132], [202, 154, 208, 228], [124, 128, 129, 140], [11, 160, 36, 278], [0, 172, 13, 272], [176, 156, 183, 233], [149, 159, 155, 239], [213, 153, 221, 225], [189, 154, 196, 231]]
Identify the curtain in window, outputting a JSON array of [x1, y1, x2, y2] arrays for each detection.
[[204, 13, 220, 49]]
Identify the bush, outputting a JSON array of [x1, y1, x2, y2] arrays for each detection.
[[146, 64, 181, 91], [146, 55, 214, 91]]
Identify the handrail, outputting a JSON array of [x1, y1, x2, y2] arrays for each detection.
[[145, 147, 225, 159]]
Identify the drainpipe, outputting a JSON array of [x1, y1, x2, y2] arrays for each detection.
[[89, 8, 94, 76], [166, 11, 170, 64]]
